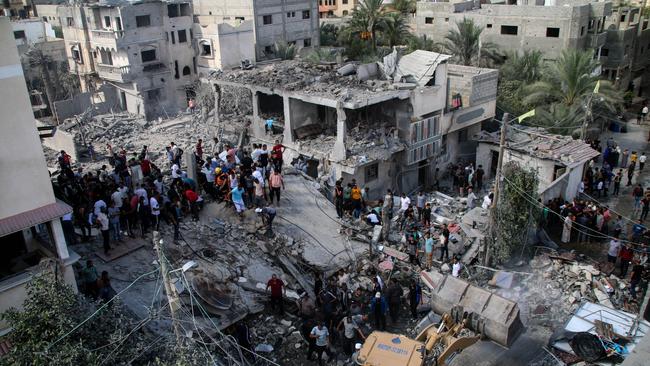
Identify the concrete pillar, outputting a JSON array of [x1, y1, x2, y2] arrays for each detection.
[[213, 84, 221, 129], [50, 219, 70, 261], [332, 104, 347, 161], [251, 91, 264, 138], [282, 95, 294, 144], [184, 149, 198, 191]]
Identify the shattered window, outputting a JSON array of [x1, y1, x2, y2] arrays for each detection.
[[365, 163, 379, 182]]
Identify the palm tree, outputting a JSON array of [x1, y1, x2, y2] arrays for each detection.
[[523, 49, 620, 109], [407, 34, 443, 53], [530, 104, 583, 136], [500, 50, 544, 83], [351, 0, 389, 51], [23, 46, 56, 113], [523, 49, 622, 136], [274, 41, 296, 60], [381, 12, 411, 47], [442, 18, 500, 66], [391, 0, 416, 15]]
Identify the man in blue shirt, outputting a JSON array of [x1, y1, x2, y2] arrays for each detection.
[[633, 219, 646, 242], [231, 182, 246, 217]]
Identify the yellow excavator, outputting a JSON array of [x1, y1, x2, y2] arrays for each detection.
[[354, 307, 483, 366]]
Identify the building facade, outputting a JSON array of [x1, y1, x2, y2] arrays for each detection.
[[318, 0, 357, 18], [0, 17, 78, 333], [601, 5, 650, 96], [192, 0, 319, 62], [416, 0, 612, 62], [58, 0, 197, 120]]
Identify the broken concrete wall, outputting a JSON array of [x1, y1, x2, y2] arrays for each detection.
[[289, 98, 320, 131], [53, 91, 112, 124], [41, 126, 78, 162]]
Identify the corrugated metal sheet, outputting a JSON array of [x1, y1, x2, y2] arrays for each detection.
[[0, 201, 72, 237], [394, 50, 452, 86]]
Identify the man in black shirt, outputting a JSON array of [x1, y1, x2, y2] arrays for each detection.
[[630, 260, 644, 299]]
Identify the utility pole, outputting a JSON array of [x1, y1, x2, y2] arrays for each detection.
[[484, 113, 509, 266], [153, 231, 183, 345], [580, 94, 594, 141]]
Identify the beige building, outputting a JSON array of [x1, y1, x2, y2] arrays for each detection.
[[58, 0, 198, 120], [193, 0, 319, 61], [0, 17, 78, 332], [319, 0, 358, 18], [416, 0, 612, 62]]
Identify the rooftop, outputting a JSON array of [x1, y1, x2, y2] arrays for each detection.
[[474, 127, 600, 167]]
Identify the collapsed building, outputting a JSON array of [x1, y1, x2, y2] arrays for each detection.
[[210, 50, 498, 197]]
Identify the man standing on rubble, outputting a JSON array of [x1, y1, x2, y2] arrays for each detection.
[[271, 140, 285, 172], [416, 192, 425, 221], [370, 292, 388, 331], [351, 183, 363, 219], [266, 274, 286, 315], [309, 321, 333, 365]]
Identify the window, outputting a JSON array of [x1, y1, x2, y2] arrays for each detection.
[[180, 3, 191, 16], [302, 10, 310, 19], [115, 17, 122, 31], [264, 45, 273, 54], [581, 26, 585, 36], [182, 66, 191, 76], [546, 27, 560, 38], [342, 10, 348, 16], [71, 45, 82, 63], [13, 30, 25, 39], [287, 11, 295, 18], [141, 49, 157, 62], [445, 18, 449, 22], [168, 4, 179, 17], [66, 17, 74, 26], [235, 16, 245, 21], [425, 17, 433, 24], [501, 25, 518, 35], [178, 29, 187, 43], [601, 48, 609, 56], [147, 89, 161, 101], [588, 19, 595, 30], [104, 16, 111, 28], [200, 41, 212, 56], [304, 38, 311, 47], [263, 15, 272, 25], [620, 14, 626, 22], [486, 24, 493, 28], [136, 15, 151, 27], [174, 60, 179, 79], [343, 0, 348, 3], [365, 163, 379, 182], [170, 31, 175, 44]]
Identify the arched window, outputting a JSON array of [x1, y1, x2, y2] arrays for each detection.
[[182, 66, 191, 76]]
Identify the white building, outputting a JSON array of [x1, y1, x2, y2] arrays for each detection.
[[475, 127, 600, 202], [0, 17, 78, 333]]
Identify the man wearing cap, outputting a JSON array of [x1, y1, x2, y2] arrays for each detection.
[[369, 292, 388, 331], [256, 206, 276, 237]]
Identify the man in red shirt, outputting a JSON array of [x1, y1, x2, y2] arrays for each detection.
[[184, 187, 199, 220], [266, 274, 286, 315], [619, 244, 634, 277], [271, 140, 285, 173]]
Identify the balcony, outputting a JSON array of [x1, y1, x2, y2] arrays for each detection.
[[96, 64, 134, 83], [586, 32, 607, 48], [90, 29, 126, 49], [142, 62, 168, 74]]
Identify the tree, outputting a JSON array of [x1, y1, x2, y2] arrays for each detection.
[[305, 48, 338, 64], [523, 49, 622, 134], [442, 18, 501, 66], [320, 23, 340, 47], [530, 103, 583, 136], [274, 41, 296, 60], [381, 12, 411, 47], [492, 162, 539, 264], [0, 264, 151, 365], [55, 62, 80, 100], [500, 50, 544, 83], [497, 79, 530, 118], [350, 0, 390, 51], [391, 0, 416, 14], [23, 46, 56, 114], [406, 34, 442, 53]]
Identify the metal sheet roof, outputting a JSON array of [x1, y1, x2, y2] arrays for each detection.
[[0, 201, 72, 237], [393, 50, 452, 86]]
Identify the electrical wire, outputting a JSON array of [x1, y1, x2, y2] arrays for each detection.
[[46, 268, 160, 352]]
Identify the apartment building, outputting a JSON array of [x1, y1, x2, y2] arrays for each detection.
[[416, 0, 612, 61], [0, 17, 78, 332], [58, 1, 197, 120], [601, 5, 650, 96], [318, 0, 357, 18], [192, 0, 319, 62]]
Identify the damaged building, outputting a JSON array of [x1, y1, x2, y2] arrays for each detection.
[[57, 0, 197, 120], [211, 50, 498, 197]]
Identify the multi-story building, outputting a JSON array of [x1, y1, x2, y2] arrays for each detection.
[[2, 0, 34, 18], [601, 5, 650, 96], [416, 0, 612, 62], [192, 0, 319, 61], [318, 0, 357, 18], [58, 0, 197, 120], [0, 16, 78, 332], [211, 51, 497, 195]]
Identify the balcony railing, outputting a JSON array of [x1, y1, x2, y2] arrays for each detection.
[[96, 64, 134, 82], [91, 29, 125, 39]]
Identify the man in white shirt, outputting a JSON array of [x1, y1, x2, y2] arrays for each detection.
[[608, 237, 620, 264], [150, 193, 161, 230], [366, 212, 381, 226], [640, 105, 648, 123], [111, 187, 124, 209], [466, 188, 477, 210], [452, 258, 462, 277], [400, 193, 411, 211], [171, 164, 181, 179], [134, 184, 149, 206], [93, 199, 107, 216], [482, 193, 493, 209], [639, 152, 647, 171]]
